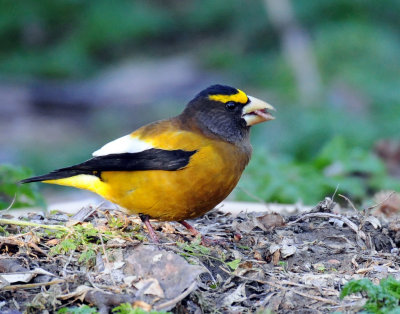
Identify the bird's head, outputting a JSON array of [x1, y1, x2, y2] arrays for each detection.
[[181, 84, 275, 143]]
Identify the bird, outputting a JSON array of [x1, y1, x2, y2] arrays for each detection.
[[21, 84, 275, 243]]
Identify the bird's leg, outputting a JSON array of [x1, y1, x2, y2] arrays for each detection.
[[139, 214, 159, 243], [179, 220, 226, 246], [180, 220, 201, 237]]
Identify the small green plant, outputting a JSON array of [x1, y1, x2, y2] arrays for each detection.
[[78, 245, 97, 266], [177, 237, 211, 257], [50, 223, 100, 267], [278, 261, 288, 272], [177, 239, 243, 273], [112, 302, 171, 314], [340, 277, 400, 313], [0, 164, 45, 210], [58, 305, 98, 314], [108, 215, 125, 229], [226, 259, 241, 271]]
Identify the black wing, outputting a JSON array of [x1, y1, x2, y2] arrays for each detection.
[[20, 148, 197, 183]]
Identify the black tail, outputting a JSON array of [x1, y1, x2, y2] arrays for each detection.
[[20, 170, 90, 184], [20, 148, 197, 184]]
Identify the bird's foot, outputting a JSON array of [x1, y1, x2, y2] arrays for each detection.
[[179, 220, 227, 246], [139, 214, 160, 243]]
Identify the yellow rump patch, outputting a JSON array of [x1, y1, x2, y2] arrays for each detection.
[[43, 174, 105, 194], [208, 89, 248, 104]]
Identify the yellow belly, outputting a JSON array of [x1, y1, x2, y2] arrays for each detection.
[[99, 145, 245, 221]]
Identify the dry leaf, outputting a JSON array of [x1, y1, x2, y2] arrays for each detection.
[[135, 278, 165, 298], [132, 300, 152, 311], [0, 267, 56, 285], [58, 285, 92, 301], [281, 244, 296, 258], [222, 283, 247, 306], [46, 239, 60, 246], [255, 213, 285, 231], [365, 216, 381, 229], [124, 245, 205, 310], [272, 250, 280, 265], [373, 191, 400, 217]]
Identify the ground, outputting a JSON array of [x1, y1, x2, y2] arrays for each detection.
[[0, 197, 400, 313]]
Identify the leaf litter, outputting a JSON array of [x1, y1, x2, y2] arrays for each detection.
[[0, 196, 400, 313]]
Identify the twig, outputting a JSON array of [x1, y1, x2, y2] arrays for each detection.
[[99, 233, 110, 266], [1, 279, 65, 291], [98, 232, 117, 287], [288, 212, 366, 241], [279, 280, 339, 294], [366, 191, 396, 211], [62, 250, 75, 277], [338, 194, 358, 213], [86, 273, 102, 290], [154, 281, 197, 310], [238, 187, 268, 206], [219, 266, 337, 305], [2, 193, 17, 211], [0, 218, 69, 232], [331, 184, 340, 201]]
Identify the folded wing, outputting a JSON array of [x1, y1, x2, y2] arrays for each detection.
[[20, 148, 197, 183]]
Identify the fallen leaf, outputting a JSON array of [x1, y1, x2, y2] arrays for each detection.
[[253, 250, 263, 261], [0, 267, 56, 285], [135, 278, 165, 298], [132, 300, 152, 311], [222, 283, 247, 306], [226, 259, 241, 271], [123, 275, 138, 286], [58, 285, 93, 301], [162, 223, 176, 234], [232, 219, 256, 234], [302, 274, 334, 287], [239, 261, 253, 269], [124, 245, 205, 310], [272, 250, 280, 266], [281, 244, 296, 258], [327, 259, 341, 265], [373, 190, 400, 217], [46, 239, 60, 246], [255, 213, 285, 231], [269, 244, 280, 254], [365, 216, 381, 229]]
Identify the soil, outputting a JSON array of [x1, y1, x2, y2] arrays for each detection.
[[1, 198, 400, 313]]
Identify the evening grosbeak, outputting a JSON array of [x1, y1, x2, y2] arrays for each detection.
[[21, 85, 275, 242]]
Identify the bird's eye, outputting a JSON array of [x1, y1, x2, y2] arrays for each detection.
[[225, 101, 236, 111]]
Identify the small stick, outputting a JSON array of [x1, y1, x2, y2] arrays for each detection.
[[1, 279, 65, 291], [0, 218, 69, 232], [338, 194, 358, 213], [62, 250, 75, 277], [99, 233, 110, 267], [2, 193, 17, 212], [366, 191, 396, 211]]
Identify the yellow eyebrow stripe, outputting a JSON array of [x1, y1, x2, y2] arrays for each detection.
[[208, 89, 248, 104]]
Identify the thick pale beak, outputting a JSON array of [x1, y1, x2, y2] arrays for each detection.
[[242, 95, 276, 126]]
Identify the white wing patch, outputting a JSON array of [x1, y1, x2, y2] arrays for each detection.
[[92, 134, 154, 157]]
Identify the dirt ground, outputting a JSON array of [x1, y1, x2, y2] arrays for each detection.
[[1, 196, 400, 313]]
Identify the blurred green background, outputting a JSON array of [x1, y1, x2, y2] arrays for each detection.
[[1, 0, 400, 208]]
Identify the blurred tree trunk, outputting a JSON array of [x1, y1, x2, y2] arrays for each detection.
[[264, 0, 322, 105]]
